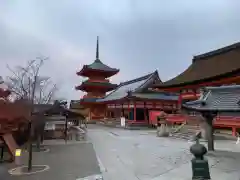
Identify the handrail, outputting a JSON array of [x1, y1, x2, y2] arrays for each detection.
[[170, 121, 187, 134]]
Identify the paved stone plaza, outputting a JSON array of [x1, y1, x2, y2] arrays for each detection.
[[1, 125, 240, 180], [88, 125, 240, 180]]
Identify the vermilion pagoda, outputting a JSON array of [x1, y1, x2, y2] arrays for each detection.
[[76, 37, 119, 119]]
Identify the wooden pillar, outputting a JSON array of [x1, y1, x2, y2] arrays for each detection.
[[134, 102, 136, 122], [1, 146, 4, 160], [202, 112, 216, 151], [232, 127, 237, 136], [122, 104, 124, 117], [178, 90, 182, 110], [144, 102, 146, 121], [89, 108, 92, 120], [128, 101, 130, 120]]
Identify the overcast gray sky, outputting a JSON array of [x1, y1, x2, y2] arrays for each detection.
[[1, 0, 240, 100]]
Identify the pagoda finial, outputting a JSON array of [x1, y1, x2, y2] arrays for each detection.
[[96, 36, 99, 60]]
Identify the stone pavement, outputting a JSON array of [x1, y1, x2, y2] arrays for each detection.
[[88, 125, 240, 180], [0, 140, 101, 180]]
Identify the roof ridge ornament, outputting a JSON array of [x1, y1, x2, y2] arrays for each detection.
[[96, 36, 99, 60]]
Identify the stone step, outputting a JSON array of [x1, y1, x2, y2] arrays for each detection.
[[170, 131, 197, 140]]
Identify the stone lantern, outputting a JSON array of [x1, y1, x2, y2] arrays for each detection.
[[156, 112, 169, 137], [190, 137, 211, 179]]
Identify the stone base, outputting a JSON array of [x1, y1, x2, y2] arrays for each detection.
[[8, 165, 50, 176]]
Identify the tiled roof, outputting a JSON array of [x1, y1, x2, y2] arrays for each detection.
[[85, 59, 119, 72], [183, 85, 240, 112], [155, 42, 240, 88], [80, 81, 118, 88], [81, 97, 99, 103], [76, 81, 118, 92], [131, 92, 178, 101], [97, 71, 163, 102]]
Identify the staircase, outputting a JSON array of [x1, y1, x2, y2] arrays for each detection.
[[170, 123, 200, 141]]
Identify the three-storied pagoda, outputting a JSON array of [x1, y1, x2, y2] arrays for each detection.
[[76, 37, 119, 119]]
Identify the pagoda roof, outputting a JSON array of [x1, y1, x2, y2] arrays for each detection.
[[154, 42, 240, 88], [183, 85, 240, 112], [81, 97, 99, 103], [77, 37, 119, 77], [96, 70, 175, 102], [79, 59, 119, 73], [76, 81, 118, 91]]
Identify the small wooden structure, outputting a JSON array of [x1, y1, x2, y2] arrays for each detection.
[[183, 85, 240, 151]]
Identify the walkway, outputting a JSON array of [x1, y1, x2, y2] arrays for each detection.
[[88, 125, 240, 180], [0, 140, 101, 180]]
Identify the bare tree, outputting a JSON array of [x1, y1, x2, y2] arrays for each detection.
[[6, 57, 58, 104], [6, 56, 58, 171]]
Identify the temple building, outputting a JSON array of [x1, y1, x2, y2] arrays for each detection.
[[153, 42, 240, 135], [154, 42, 240, 104], [97, 71, 179, 126], [75, 37, 119, 119]]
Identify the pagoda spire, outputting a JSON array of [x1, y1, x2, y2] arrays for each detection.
[[96, 36, 99, 60]]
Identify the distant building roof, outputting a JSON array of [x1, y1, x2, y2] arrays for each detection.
[[154, 42, 240, 88], [97, 70, 178, 102], [183, 85, 240, 112]]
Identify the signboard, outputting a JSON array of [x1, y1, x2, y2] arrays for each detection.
[[120, 117, 126, 127], [15, 149, 21, 157]]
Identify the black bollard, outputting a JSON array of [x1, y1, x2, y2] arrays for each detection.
[[190, 137, 211, 180]]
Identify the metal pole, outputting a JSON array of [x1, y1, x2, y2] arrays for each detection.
[[65, 117, 68, 144], [1, 146, 4, 160], [28, 120, 33, 171]]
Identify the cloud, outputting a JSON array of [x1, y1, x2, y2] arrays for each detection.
[[1, 0, 240, 100]]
